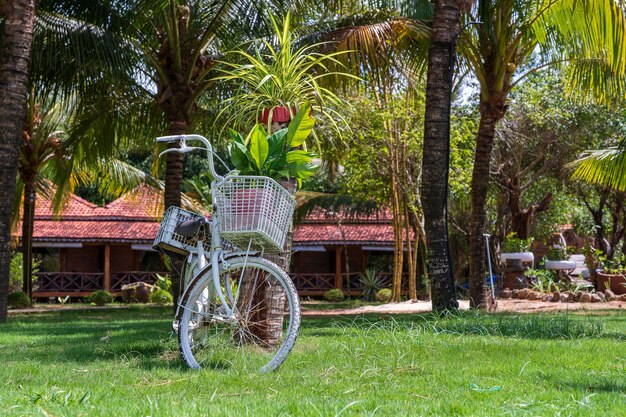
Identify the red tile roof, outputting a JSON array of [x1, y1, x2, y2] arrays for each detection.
[[20, 187, 398, 246], [104, 186, 163, 220], [34, 192, 106, 219], [32, 220, 160, 243], [293, 224, 396, 246], [16, 186, 163, 244], [299, 207, 393, 224]]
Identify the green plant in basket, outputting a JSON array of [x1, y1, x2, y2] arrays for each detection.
[[228, 103, 319, 184], [546, 243, 570, 260], [501, 232, 532, 253], [601, 252, 626, 274]]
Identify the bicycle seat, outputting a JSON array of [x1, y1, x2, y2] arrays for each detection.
[[175, 217, 208, 238]]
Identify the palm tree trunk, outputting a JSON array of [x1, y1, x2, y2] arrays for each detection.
[[421, 0, 461, 313], [0, 0, 36, 322], [21, 181, 36, 303], [165, 120, 186, 313], [468, 107, 501, 309], [164, 120, 186, 210]]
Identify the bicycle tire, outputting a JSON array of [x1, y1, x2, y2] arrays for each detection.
[[177, 255, 300, 372]]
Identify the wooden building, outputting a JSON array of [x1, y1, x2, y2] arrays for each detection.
[[17, 189, 399, 298]]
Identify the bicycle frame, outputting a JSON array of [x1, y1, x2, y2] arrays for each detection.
[[157, 134, 259, 321]]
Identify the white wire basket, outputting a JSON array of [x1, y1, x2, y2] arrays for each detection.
[[153, 206, 210, 255], [212, 176, 296, 252]]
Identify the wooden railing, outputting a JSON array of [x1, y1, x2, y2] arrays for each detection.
[[290, 271, 405, 296], [33, 270, 406, 298], [35, 272, 103, 295], [33, 271, 167, 298]]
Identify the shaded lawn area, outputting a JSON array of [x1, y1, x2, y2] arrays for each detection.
[[0, 306, 625, 416]]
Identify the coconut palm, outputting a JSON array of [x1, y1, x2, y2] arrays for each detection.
[[0, 0, 37, 322], [456, 0, 626, 309], [1, 1, 155, 306], [15, 93, 160, 302], [420, 0, 464, 312]]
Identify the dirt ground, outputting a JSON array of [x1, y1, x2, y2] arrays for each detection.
[[8, 298, 626, 316], [301, 299, 626, 316]]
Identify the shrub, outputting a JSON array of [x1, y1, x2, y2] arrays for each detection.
[[88, 290, 113, 306], [501, 232, 532, 253], [8, 291, 30, 308], [150, 289, 173, 305], [155, 274, 172, 292], [9, 252, 40, 293], [359, 268, 385, 301], [323, 288, 345, 302], [375, 288, 392, 302]]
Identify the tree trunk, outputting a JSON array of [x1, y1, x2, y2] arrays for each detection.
[[405, 205, 417, 300], [509, 193, 553, 240], [468, 107, 502, 309], [421, 0, 461, 313], [164, 121, 186, 210], [390, 166, 404, 302], [165, 120, 186, 313], [21, 181, 36, 303], [0, 0, 36, 322]]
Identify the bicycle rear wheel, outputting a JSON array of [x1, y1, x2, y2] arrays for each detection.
[[177, 256, 300, 372]]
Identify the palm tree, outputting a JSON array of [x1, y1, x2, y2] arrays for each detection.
[[33, 1, 285, 306], [420, 0, 465, 312], [0, 0, 37, 322], [456, 0, 626, 309], [2, 2, 154, 307], [16, 94, 158, 302]]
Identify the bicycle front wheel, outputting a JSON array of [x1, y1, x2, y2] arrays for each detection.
[[177, 256, 300, 372]]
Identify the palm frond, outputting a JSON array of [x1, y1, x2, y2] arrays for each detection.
[[532, 0, 626, 105], [568, 144, 626, 191], [293, 192, 380, 224]]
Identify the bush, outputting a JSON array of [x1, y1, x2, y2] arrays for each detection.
[[375, 288, 392, 302], [150, 289, 173, 305], [9, 252, 41, 293], [359, 268, 385, 301], [155, 274, 172, 292], [323, 288, 345, 302], [8, 291, 30, 308], [88, 290, 114, 306]]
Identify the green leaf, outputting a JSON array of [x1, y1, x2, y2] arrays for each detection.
[[229, 128, 245, 145], [269, 154, 287, 173], [248, 124, 269, 170], [267, 129, 287, 159], [229, 143, 251, 172], [288, 160, 319, 179], [286, 150, 315, 164], [287, 103, 315, 148]]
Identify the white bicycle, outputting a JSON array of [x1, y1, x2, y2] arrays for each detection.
[[153, 134, 300, 372]]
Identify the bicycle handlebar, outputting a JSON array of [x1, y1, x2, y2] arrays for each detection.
[[156, 134, 223, 181]]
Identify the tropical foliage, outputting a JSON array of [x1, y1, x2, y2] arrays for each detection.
[[227, 104, 319, 182], [215, 12, 355, 134]]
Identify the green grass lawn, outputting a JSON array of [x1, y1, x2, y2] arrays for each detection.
[[0, 306, 624, 416]]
